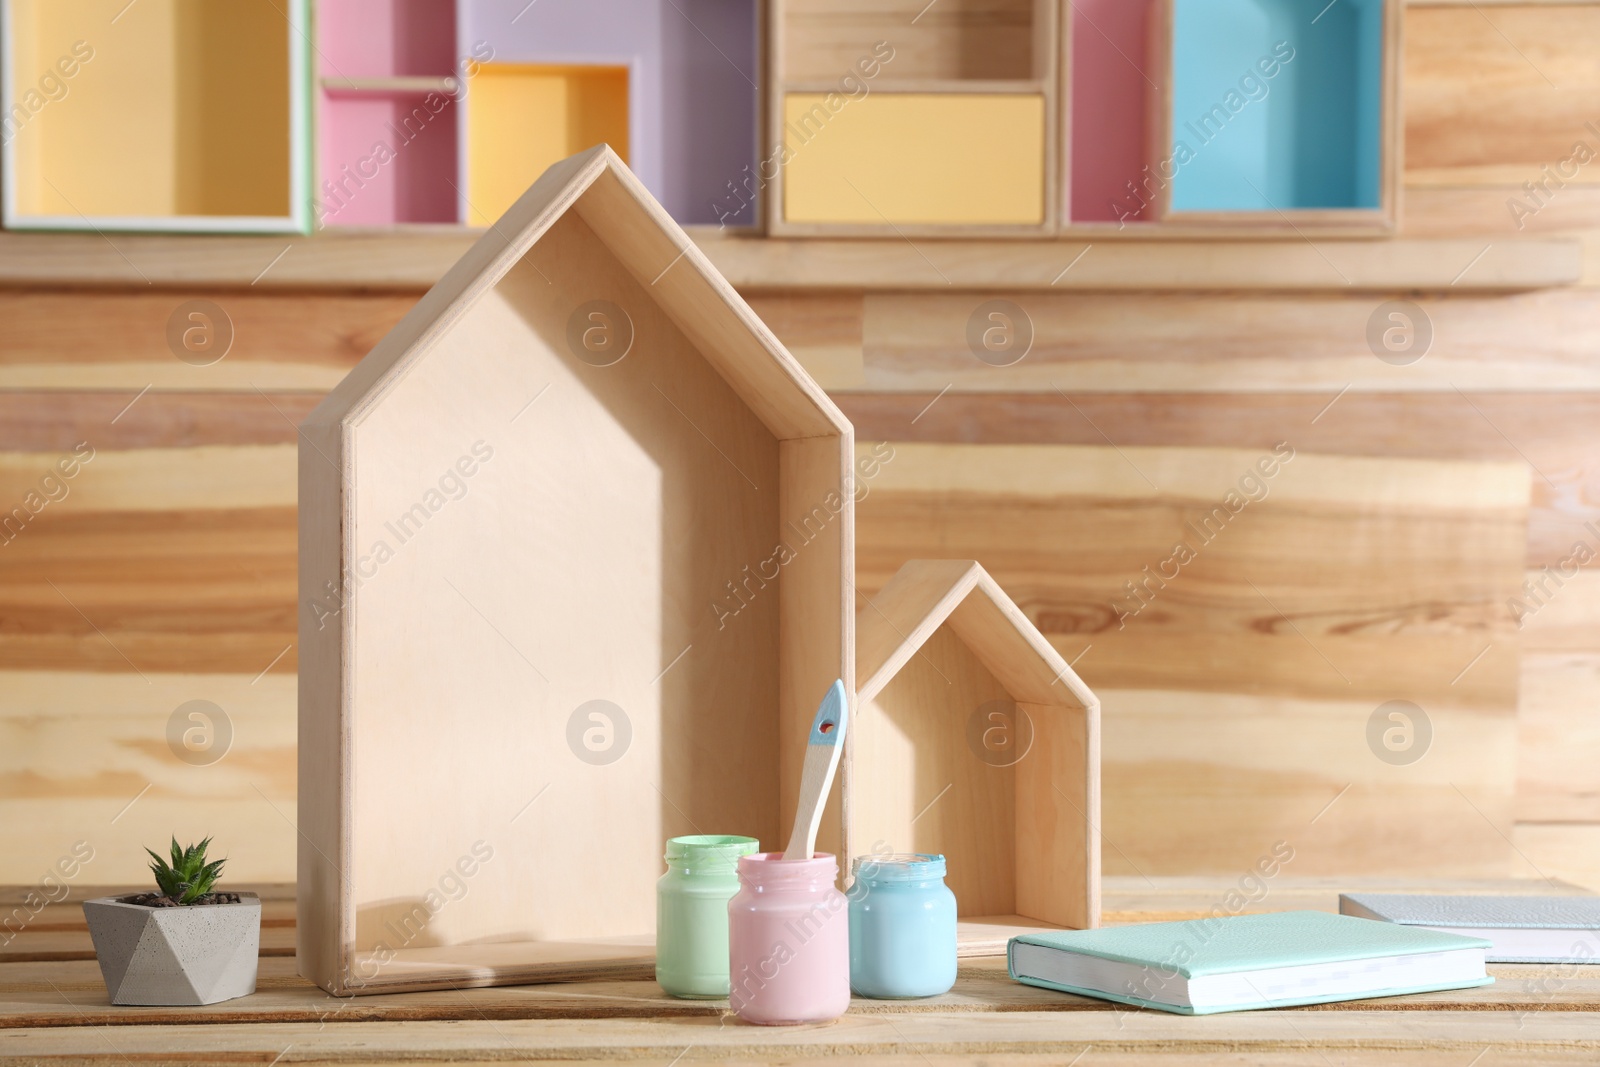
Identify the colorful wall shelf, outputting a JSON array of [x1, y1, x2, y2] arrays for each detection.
[[770, 0, 1399, 237], [465, 64, 630, 228], [0, 0, 1400, 238], [770, 0, 1058, 236], [315, 0, 460, 227], [2, 0, 311, 233], [462, 0, 760, 229], [781, 93, 1046, 227], [1148, 0, 1396, 228], [315, 1, 758, 229], [298, 146, 853, 995], [852, 560, 1100, 954], [1068, 0, 1156, 224]]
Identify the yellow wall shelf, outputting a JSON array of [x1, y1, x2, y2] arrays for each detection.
[[2, 0, 310, 233]]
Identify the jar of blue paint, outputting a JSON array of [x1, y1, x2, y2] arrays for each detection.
[[847, 853, 957, 998]]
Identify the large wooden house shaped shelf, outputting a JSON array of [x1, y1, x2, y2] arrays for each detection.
[[298, 145, 853, 995], [852, 560, 1101, 953]]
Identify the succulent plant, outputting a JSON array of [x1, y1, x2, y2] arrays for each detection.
[[145, 837, 226, 905]]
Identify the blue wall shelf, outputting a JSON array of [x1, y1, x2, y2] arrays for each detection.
[[1150, 0, 1396, 227]]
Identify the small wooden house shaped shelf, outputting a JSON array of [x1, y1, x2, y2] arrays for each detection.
[[299, 145, 853, 995], [3, 0, 311, 233], [851, 560, 1100, 953]]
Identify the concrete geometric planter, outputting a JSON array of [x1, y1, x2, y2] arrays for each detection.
[[83, 893, 260, 1005]]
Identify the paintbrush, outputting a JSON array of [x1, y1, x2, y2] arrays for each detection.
[[782, 679, 848, 861]]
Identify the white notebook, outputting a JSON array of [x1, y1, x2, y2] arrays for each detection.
[[1339, 894, 1600, 964]]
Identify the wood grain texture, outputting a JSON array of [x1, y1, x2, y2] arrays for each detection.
[[837, 390, 1600, 571], [8, 950, 1600, 1029], [0, 507, 296, 674], [0, 392, 321, 450], [1100, 690, 1517, 877], [1517, 569, 1600, 825], [744, 293, 866, 390], [0, 290, 410, 390], [0, 230, 1577, 290], [858, 290, 1600, 393], [1518, 652, 1600, 822], [706, 236, 1581, 289], [0, 231, 477, 289], [857, 443, 1529, 876], [1515, 823, 1600, 891], [0, 443, 294, 509], [0, 443, 296, 677], [1405, 3, 1600, 174], [11, 876, 1600, 1067], [1404, 184, 1600, 237], [0, 672, 295, 891], [780, 0, 1042, 82], [4, 1007, 1600, 1062]]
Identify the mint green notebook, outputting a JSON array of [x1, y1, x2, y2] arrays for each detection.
[[1009, 911, 1492, 1015]]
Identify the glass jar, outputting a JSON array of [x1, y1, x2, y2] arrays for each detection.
[[848, 853, 958, 998], [727, 852, 850, 1024], [655, 835, 759, 998]]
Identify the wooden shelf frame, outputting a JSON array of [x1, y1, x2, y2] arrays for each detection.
[[852, 559, 1100, 946], [314, 0, 464, 228], [321, 76, 461, 94], [0, 230, 1574, 291], [298, 146, 855, 996], [767, 0, 1406, 238], [767, 0, 1062, 237], [1136, 0, 1403, 234], [1, 0, 313, 234]]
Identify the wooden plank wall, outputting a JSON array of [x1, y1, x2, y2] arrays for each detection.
[[3, 2, 1600, 890], [764, 0, 1600, 888], [848, 443, 1528, 879]]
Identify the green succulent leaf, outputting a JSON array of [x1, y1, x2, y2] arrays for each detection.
[[145, 837, 227, 905]]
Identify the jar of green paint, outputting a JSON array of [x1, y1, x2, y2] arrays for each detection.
[[656, 834, 760, 998]]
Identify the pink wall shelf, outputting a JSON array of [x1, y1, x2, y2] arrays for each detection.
[[316, 0, 462, 227], [1069, 0, 1158, 225]]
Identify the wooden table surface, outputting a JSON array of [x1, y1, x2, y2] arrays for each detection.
[[4, 878, 1598, 1065]]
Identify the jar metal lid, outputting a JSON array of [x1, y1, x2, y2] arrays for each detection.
[[664, 835, 759, 867], [851, 853, 946, 881]]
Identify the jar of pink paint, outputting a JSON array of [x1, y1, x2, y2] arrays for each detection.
[[727, 852, 850, 1025]]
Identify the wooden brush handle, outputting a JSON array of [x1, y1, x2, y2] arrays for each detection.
[[783, 680, 847, 861]]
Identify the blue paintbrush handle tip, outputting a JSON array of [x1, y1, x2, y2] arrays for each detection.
[[808, 679, 848, 746]]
